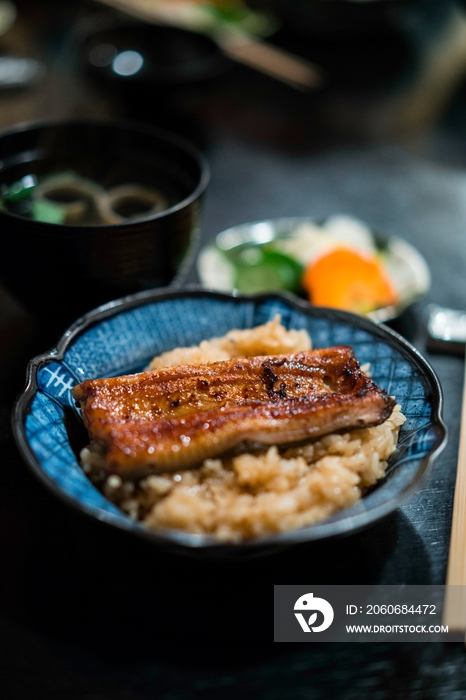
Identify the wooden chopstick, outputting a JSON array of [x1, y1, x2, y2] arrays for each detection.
[[218, 33, 323, 91], [444, 348, 466, 632]]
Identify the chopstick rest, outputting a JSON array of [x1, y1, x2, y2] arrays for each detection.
[[427, 304, 466, 356]]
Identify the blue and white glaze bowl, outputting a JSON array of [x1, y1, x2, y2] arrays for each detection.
[[13, 287, 447, 554]]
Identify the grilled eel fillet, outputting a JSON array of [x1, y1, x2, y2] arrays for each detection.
[[73, 346, 396, 479]]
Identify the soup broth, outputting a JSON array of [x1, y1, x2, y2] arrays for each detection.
[[0, 154, 193, 225]]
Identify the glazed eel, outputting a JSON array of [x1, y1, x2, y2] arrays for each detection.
[[73, 346, 395, 478]]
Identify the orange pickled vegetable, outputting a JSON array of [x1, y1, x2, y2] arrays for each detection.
[[302, 247, 398, 314]]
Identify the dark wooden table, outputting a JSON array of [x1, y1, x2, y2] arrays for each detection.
[[3, 2, 466, 697]]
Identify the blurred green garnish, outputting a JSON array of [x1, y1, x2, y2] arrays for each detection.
[[231, 245, 304, 294], [0, 171, 76, 223], [206, 3, 249, 23], [30, 200, 66, 224], [203, 0, 275, 36], [1, 174, 37, 202]]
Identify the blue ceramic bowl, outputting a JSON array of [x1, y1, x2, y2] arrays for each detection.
[[13, 287, 447, 554]]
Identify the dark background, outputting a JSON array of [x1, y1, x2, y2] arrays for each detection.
[[3, 0, 466, 697]]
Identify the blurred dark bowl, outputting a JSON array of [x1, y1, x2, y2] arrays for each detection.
[[0, 119, 209, 323], [249, 0, 432, 38], [248, 0, 453, 90], [77, 14, 233, 88]]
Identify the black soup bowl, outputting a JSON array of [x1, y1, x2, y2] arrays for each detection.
[[0, 119, 209, 322]]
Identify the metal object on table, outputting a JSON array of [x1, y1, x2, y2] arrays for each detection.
[[426, 304, 466, 355], [0, 56, 44, 89], [0, 2, 44, 91]]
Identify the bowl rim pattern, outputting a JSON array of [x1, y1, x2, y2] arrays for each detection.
[[12, 286, 448, 551]]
